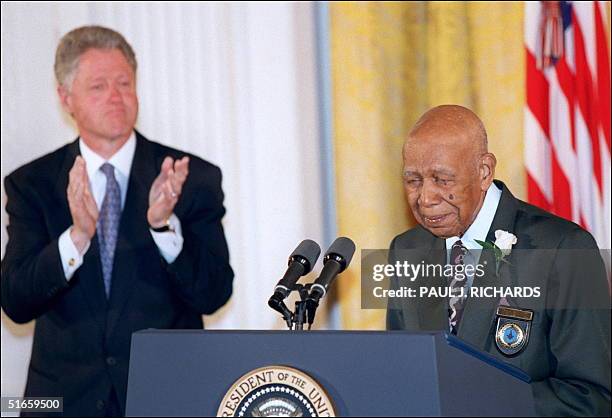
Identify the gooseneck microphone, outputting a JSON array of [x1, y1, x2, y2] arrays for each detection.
[[268, 240, 321, 324], [306, 237, 356, 325]]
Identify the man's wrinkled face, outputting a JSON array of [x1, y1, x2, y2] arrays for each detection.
[[60, 48, 138, 143], [403, 134, 486, 238]]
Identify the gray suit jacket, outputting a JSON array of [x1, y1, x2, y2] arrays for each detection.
[[387, 180, 611, 416]]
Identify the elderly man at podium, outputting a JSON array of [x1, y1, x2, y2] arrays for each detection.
[[386, 105, 611, 416]]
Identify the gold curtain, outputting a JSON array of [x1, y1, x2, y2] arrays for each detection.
[[330, 1, 525, 330]]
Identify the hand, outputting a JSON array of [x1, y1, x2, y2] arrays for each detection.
[[67, 156, 99, 252], [147, 156, 189, 228]]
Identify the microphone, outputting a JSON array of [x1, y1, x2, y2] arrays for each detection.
[[307, 237, 356, 310], [268, 240, 321, 319]]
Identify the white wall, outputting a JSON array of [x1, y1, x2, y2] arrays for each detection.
[[1, 1, 329, 403]]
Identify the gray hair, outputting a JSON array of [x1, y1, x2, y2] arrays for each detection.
[[54, 25, 137, 90]]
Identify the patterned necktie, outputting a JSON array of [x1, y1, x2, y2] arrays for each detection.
[[98, 163, 121, 298], [448, 240, 468, 335]]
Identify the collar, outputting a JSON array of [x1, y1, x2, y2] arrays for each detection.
[[446, 182, 502, 250], [79, 131, 136, 179]]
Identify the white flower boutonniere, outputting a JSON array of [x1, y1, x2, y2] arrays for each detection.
[[494, 230, 518, 257], [475, 230, 517, 275]]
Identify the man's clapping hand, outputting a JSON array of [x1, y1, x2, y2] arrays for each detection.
[[147, 156, 189, 228], [67, 156, 98, 252]]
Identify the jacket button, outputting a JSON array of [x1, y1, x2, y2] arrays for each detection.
[[106, 356, 117, 366], [96, 400, 105, 410]]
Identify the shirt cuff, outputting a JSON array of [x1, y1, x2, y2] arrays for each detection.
[[58, 227, 90, 281], [150, 213, 184, 264]]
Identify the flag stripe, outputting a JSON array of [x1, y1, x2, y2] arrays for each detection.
[[594, 2, 611, 151], [553, 58, 576, 151], [526, 49, 551, 139], [547, 68, 581, 223], [527, 172, 552, 211], [525, 107, 554, 203], [572, 8, 603, 196]]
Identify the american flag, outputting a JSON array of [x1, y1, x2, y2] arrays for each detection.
[[525, 1, 611, 250]]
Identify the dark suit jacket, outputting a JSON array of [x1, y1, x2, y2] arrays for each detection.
[[387, 180, 611, 416], [1, 131, 234, 416]]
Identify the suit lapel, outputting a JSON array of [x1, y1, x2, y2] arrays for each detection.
[[55, 139, 109, 336], [457, 180, 519, 349], [53, 140, 79, 236], [105, 133, 158, 341]]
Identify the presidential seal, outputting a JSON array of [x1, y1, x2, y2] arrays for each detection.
[[494, 306, 532, 357], [217, 366, 336, 417]]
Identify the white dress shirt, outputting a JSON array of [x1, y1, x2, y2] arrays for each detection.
[[58, 132, 184, 280], [445, 182, 502, 288]]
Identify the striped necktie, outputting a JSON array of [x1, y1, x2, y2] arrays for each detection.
[[448, 240, 468, 335]]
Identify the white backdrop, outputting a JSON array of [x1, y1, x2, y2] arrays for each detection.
[[1, 2, 332, 402]]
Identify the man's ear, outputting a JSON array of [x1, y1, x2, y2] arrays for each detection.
[[57, 84, 73, 116], [480, 152, 497, 191]]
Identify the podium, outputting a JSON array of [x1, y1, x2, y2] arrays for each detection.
[[126, 330, 535, 416]]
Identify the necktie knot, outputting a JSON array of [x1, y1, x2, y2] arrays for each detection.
[[451, 240, 468, 265], [100, 163, 116, 179], [452, 239, 465, 249]]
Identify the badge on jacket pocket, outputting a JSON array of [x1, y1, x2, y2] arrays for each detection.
[[494, 306, 533, 357]]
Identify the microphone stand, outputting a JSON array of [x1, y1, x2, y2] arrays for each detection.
[[292, 284, 313, 330], [271, 283, 316, 331]]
